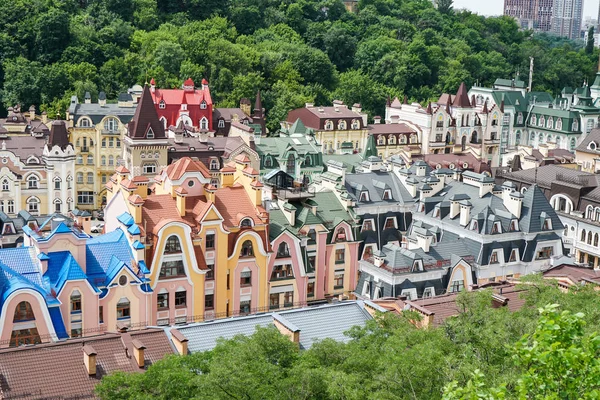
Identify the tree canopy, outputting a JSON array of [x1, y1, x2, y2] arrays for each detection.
[[0, 0, 596, 130], [96, 277, 600, 399]]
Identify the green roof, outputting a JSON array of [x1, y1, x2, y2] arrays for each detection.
[[362, 134, 378, 159], [494, 78, 526, 88]]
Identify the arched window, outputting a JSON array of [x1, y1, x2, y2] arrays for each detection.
[[588, 231, 593, 245], [400, 135, 407, 144], [378, 135, 386, 145], [351, 119, 360, 129], [515, 131, 521, 145], [77, 172, 83, 184], [324, 120, 333, 130], [556, 119, 562, 130], [581, 229, 587, 242], [594, 233, 599, 247], [539, 116, 545, 127], [338, 120, 347, 130], [389, 135, 396, 145], [108, 155, 114, 166], [13, 301, 34, 322], [304, 155, 312, 167], [27, 175, 39, 189], [277, 242, 290, 258], [117, 298, 130, 319], [104, 117, 118, 132], [570, 138, 576, 151], [210, 159, 219, 170], [87, 172, 93, 184], [241, 240, 254, 257], [78, 118, 91, 128], [595, 207, 600, 221], [470, 131, 478, 144], [101, 155, 106, 166], [240, 218, 253, 228], [200, 117, 208, 130], [70, 290, 81, 314], [218, 119, 225, 128], [1, 179, 8, 191], [547, 117, 553, 129], [264, 156, 272, 168], [87, 155, 94, 165], [27, 197, 39, 213], [538, 133, 544, 144], [307, 228, 316, 243], [517, 112, 523, 124], [531, 115, 536, 125], [410, 134, 417, 144], [286, 154, 295, 174], [587, 205, 594, 219], [165, 235, 182, 253], [335, 227, 346, 242]]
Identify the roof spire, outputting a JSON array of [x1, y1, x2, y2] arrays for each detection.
[[127, 85, 166, 140], [446, 95, 452, 114], [426, 102, 433, 114], [386, 96, 391, 107], [403, 95, 408, 105], [453, 82, 471, 108]]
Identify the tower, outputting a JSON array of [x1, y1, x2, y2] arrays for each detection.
[[43, 121, 76, 214], [252, 91, 266, 135], [123, 85, 169, 180]]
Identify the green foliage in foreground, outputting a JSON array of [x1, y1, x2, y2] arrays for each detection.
[[96, 278, 600, 400], [0, 0, 598, 130]]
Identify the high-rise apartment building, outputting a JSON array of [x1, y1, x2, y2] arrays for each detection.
[[503, 0, 553, 32], [551, 0, 583, 39]]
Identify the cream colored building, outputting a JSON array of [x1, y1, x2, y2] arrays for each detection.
[[67, 92, 136, 210]]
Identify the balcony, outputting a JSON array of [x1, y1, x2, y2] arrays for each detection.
[[80, 147, 90, 153], [273, 186, 316, 200], [101, 129, 120, 135]]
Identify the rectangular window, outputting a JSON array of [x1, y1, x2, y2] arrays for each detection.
[[7, 201, 14, 214], [536, 246, 553, 260], [271, 264, 293, 280], [10, 328, 41, 347], [99, 306, 104, 324], [490, 252, 499, 264], [451, 280, 464, 293], [384, 217, 395, 230], [269, 293, 279, 309], [117, 303, 130, 319], [307, 282, 315, 297], [71, 296, 81, 313], [362, 220, 373, 231], [205, 233, 215, 249], [334, 273, 344, 289], [240, 271, 251, 287], [509, 249, 517, 262], [307, 256, 316, 271], [157, 292, 169, 309], [77, 191, 94, 205], [54, 180, 61, 190], [284, 291, 294, 307], [206, 263, 214, 280], [143, 164, 156, 174], [175, 291, 187, 308], [205, 294, 214, 310], [159, 260, 185, 278], [239, 300, 251, 315], [335, 249, 345, 264]]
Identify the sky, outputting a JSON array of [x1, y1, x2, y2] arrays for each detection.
[[453, 0, 599, 19]]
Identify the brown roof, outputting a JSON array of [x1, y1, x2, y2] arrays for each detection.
[[120, 179, 136, 190], [213, 108, 252, 122], [47, 120, 70, 150], [368, 123, 416, 135], [165, 157, 211, 180], [390, 97, 402, 109], [128, 85, 166, 140], [213, 186, 264, 227], [286, 106, 364, 130], [128, 194, 144, 205], [422, 153, 492, 174], [231, 121, 254, 133], [453, 82, 471, 108], [543, 264, 600, 285], [0, 329, 174, 399], [132, 176, 149, 183]]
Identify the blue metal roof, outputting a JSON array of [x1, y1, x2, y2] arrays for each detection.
[[117, 212, 134, 227], [37, 252, 50, 261], [127, 224, 141, 235], [52, 222, 72, 234], [48, 307, 69, 340], [132, 240, 144, 250], [86, 228, 134, 280]]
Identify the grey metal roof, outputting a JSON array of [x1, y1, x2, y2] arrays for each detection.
[[344, 171, 415, 205], [174, 302, 373, 352]]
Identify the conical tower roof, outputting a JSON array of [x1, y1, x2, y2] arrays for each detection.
[[47, 120, 70, 150], [362, 134, 378, 159], [452, 82, 471, 108], [128, 85, 165, 140]]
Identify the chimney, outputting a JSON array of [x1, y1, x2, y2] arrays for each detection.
[[505, 190, 524, 217], [132, 339, 146, 368], [29, 105, 36, 121], [198, 132, 209, 143], [539, 144, 549, 158], [84, 92, 91, 104], [373, 116, 381, 124], [352, 103, 362, 113], [272, 314, 300, 345], [175, 187, 187, 217], [305, 103, 314, 108], [459, 201, 472, 226], [373, 251, 385, 267], [42, 111, 47, 123], [450, 200, 460, 218], [171, 329, 189, 355], [98, 92, 106, 107], [83, 345, 97, 376]]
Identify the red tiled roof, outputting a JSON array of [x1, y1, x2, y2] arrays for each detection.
[[220, 165, 236, 173], [132, 176, 149, 183], [105, 181, 114, 190], [115, 165, 130, 174], [242, 166, 259, 175], [543, 264, 600, 285], [110, 173, 118, 183], [165, 157, 211, 180], [128, 194, 145, 205], [121, 179, 137, 190], [141, 194, 188, 234], [0, 329, 173, 399], [235, 154, 251, 163], [175, 186, 188, 195], [251, 179, 263, 188], [213, 186, 263, 227]]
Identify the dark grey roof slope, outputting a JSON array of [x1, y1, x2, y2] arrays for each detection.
[[345, 171, 415, 205], [519, 184, 564, 233]]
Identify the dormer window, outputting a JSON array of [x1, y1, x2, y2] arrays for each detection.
[[556, 119, 562, 130], [338, 120, 347, 130], [218, 119, 225, 128], [200, 101, 207, 109], [159, 100, 166, 109], [539, 116, 545, 127], [382, 189, 391, 200], [531, 115, 536, 125], [510, 220, 518, 231], [542, 218, 552, 230], [240, 218, 253, 228], [490, 250, 499, 264], [470, 220, 478, 231], [209, 159, 219, 170], [384, 217, 396, 229], [335, 227, 346, 242], [433, 208, 440, 218], [1, 179, 8, 191], [362, 220, 374, 231], [389, 135, 396, 145], [147, 128, 155, 139], [351, 119, 360, 129], [418, 203, 425, 212], [590, 142, 597, 151], [400, 135, 407, 144], [240, 240, 254, 257], [359, 191, 369, 202], [509, 249, 518, 262], [378, 135, 386, 145], [412, 260, 423, 272], [264, 156, 273, 168], [324, 120, 333, 130], [491, 221, 501, 234], [200, 118, 208, 130], [547, 117, 553, 129], [277, 242, 290, 258]]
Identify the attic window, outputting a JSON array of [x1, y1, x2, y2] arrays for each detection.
[[159, 100, 166, 109], [433, 208, 440, 218], [470, 220, 478, 231], [590, 142, 597, 151], [510, 220, 518, 231], [200, 101, 207, 109], [147, 128, 155, 139], [423, 287, 434, 298], [382, 190, 391, 200], [218, 119, 225, 128], [412, 260, 423, 272], [359, 191, 369, 202], [509, 249, 518, 262], [490, 250, 499, 264], [362, 220, 374, 231], [491, 221, 501, 234], [240, 218, 253, 228], [384, 217, 396, 230], [542, 218, 552, 230]]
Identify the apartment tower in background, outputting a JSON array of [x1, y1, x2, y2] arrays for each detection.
[[503, 0, 553, 31], [551, 0, 583, 39]]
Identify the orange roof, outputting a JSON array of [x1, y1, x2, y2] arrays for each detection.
[[251, 179, 263, 188], [214, 186, 263, 227], [220, 166, 236, 173], [105, 181, 114, 190], [154, 174, 163, 183], [204, 184, 217, 191], [175, 186, 188, 195], [120, 179, 136, 190], [165, 157, 211, 180], [141, 194, 189, 235], [242, 166, 258, 175], [128, 194, 144, 205], [115, 165, 130, 174], [132, 176, 149, 183], [235, 154, 251, 163], [110, 173, 118, 183]]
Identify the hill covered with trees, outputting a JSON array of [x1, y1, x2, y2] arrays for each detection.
[[95, 278, 600, 399], [0, 0, 597, 131]]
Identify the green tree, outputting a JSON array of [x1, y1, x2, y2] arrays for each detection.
[[436, 0, 453, 14], [586, 26, 595, 54]]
